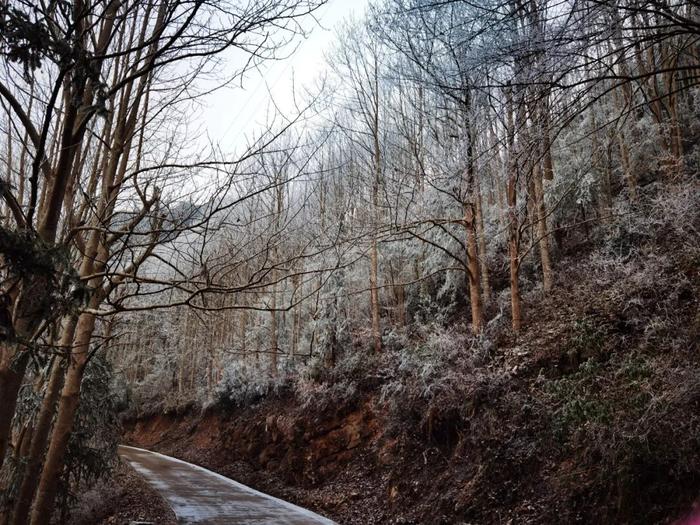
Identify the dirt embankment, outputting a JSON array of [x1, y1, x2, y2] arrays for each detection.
[[124, 400, 389, 524], [123, 355, 700, 525]]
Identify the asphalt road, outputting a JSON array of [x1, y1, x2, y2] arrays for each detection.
[[119, 445, 336, 525]]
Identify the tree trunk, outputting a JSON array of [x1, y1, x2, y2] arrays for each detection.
[[291, 273, 301, 361], [29, 312, 96, 525], [369, 235, 382, 352], [506, 84, 522, 333], [465, 204, 483, 333], [0, 346, 30, 470], [541, 104, 555, 181], [475, 183, 492, 304], [269, 293, 278, 377], [11, 330, 71, 525], [508, 192, 522, 333], [533, 162, 553, 292], [591, 114, 613, 222]]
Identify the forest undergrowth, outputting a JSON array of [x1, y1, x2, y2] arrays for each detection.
[[122, 181, 700, 525]]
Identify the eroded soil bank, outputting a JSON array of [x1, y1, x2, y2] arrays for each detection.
[[124, 363, 700, 525]]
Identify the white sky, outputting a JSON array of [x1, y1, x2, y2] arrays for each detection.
[[200, 0, 370, 154]]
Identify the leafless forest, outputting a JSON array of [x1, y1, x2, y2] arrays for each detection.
[[0, 0, 698, 523]]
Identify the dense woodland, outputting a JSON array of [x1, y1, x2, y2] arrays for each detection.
[[0, 0, 698, 523]]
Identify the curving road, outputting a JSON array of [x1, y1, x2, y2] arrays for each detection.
[[119, 446, 336, 525]]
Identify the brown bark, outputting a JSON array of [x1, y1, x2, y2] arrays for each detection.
[[36, 0, 119, 243], [506, 85, 522, 333], [532, 161, 553, 292], [541, 108, 554, 181], [369, 234, 382, 353], [508, 170, 522, 333], [0, 0, 122, 472], [465, 204, 484, 333], [370, 69, 382, 353], [0, 344, 30, 470], [269, 298, 278, 376], [16, 423, 32, 460], [30, 310, 96, 525], [30, 30, 155, 514], [475, 182, 492, 304], [11, 323, 72, 525]]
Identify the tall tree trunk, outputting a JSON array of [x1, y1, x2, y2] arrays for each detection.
[[370, 48, 383, 353], [541, 99, 555, 181], [605, 20, 639, 200], [30, 311, 96, 525], [508, 179, 522, 333], [533, 162, 553, 292], [475, 182, 492, 304], [370, 126, 382, 353], [29, 48, 145, 515], [506, 85, 522, 333], [269, 291, 278, 377], [0, 1, 122, 471], [465, 204, 483, 333], [0, 343, 30, 470], [591, 114, 613, 222], [665, 65, 684, 173], [369, 234, 382, 352], [291, 273, 301, 361], [11, 318, 73, 525]]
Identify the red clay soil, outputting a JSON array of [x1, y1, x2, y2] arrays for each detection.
[[124, 375, 699, 525], [125, 401, 388, 524]]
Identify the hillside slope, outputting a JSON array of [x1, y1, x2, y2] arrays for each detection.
[[125, 184, 699, 524]]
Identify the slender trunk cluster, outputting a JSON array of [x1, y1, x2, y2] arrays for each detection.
[[0, 1, 328, 522]]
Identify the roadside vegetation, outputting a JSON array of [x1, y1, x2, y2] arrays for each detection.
[[0, 0, 698, 523]]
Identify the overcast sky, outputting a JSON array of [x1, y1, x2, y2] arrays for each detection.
[[199, 0, 370, 154]]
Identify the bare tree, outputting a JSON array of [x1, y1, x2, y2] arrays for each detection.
[[0, 0, 327, 520]]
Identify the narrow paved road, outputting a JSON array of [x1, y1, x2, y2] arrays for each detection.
[[119, 446, 336, 524]]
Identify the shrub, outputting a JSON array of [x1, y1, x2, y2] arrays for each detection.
[[213, 361, 290, 409]]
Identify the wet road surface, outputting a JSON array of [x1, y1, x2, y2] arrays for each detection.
[[119, 445, 336, 524]]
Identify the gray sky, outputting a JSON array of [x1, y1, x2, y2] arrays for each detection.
[[200, 0, 370, 154]]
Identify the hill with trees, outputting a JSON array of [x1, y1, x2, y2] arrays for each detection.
[[0, 0, 698, 523]]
